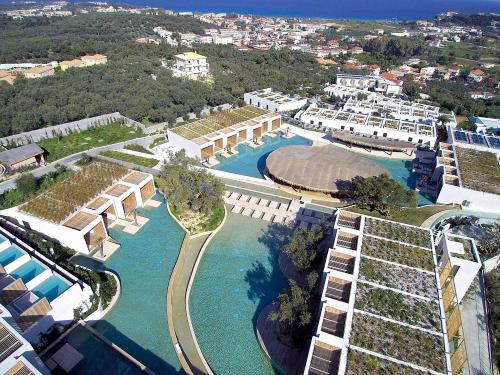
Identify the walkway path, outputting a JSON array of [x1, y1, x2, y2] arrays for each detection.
[[170, 233, 212, 375], [0, 135, 158, 193]]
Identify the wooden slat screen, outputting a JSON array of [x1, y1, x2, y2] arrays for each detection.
[[442, 281, 456, 312], [451, 341, 468, 374], [446, 306, 462, 340], [122, 192, 137, 216], [140, 180, 155, 203], [16, 297, 52, 331], [272, 118, 281, 130], [440, 260, 452, 288], [0, 279, 27, 305]]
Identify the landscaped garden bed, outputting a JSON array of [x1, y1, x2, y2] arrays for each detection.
[[359, 257, 438, 299], [38, 121, 143, 162], [363, 217, 432, 248], [355, 282, 441, 331], [361, 235, 435, 271], [350, 313, 446, 373], [455, 147, 500, 195], [346, 349, 428, 375], [100, 151, 159, 168]]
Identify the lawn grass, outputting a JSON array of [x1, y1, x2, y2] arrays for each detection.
[[100, 150, 159, 168], [347, 204, 458, 227], [38, 122, 143, 162], [123, 144, 153, 155]]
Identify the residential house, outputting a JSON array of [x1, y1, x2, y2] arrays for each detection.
[[23, 66, 54, 79], [468, 69, 485, 82], [0, 144, 44, 171]]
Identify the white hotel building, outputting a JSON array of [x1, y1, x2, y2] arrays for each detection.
[[0, 226, 92, 346], [303, 210, 478, 375], [244, 88, 308, 113], [298, 104, 437, 146], [335, 73, 403, 96]]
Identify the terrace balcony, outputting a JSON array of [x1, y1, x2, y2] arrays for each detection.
[[335, 231, 359, 250], [437, 157, 456, 167], [441, 150, 455, 159], [325, 276, 351, 302], [337, 211, 361, 230], [321, 306, 347, 337], [308, 341, 341, 375], [439, 143, 454, 151], [444, 166, 458, 176], [328, 251, 355, 274], [444, 176, 460, 187]]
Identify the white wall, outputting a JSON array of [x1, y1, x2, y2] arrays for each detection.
[[437, 183, 500, 213], [244, 90, 308, 113], [0, 208, 91, 254], [166, 130, 205, 159]]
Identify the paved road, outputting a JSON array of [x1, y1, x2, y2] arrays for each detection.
[[0, 135, 159, 194]]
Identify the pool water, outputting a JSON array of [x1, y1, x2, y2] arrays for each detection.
[[42, 324, 145, 375], [190, 213, 289, 375], [11, 260, 46, 283], [93, 194, 185, 374], [0, 246, 24, 267], [213, 134, 312, 178], [364, 155, 434, 206], [33, 275, 70, 302]]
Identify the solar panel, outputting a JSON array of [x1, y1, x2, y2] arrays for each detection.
[[488, 136, 500, 149], [454, 131, 468, 142], [470, 133, 485, 145]]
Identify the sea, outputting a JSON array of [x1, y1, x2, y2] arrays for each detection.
[[121, 0, 500, 20]]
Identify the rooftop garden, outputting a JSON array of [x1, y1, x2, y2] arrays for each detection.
[[170, 106, 269, 140], [359, 257, 438, 299], [100, 150, 159, 168], [350, 313, 446, 373], [346, 350, 428, 375], [361, 235, 435, 271], [455, 147, 500, 195], [38, 121, 143, 162], [355, 282, 441, 331], [363, 217, 432, 248], [123, 144, 153, 155], [20, 161, 129, 223]]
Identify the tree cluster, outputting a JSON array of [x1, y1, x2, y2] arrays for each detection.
[[350, 174, 417, 216], [0, 13, 336, 136], [156, 150, 224, 216]]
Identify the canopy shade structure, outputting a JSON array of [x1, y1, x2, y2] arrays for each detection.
[[332, 130, 416, 151], [265, 144, 387, 193]]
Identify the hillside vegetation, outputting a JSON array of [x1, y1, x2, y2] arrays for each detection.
[[0, 13, 336, 136]]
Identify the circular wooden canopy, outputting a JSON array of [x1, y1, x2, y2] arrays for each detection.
[[266, 144, 388, 193]]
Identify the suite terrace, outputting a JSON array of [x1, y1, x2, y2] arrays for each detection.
[[170, 106, 269, 141], [20, 161, 129, 224], [167, 106, 281, 161], [304, 211, 454, 375], [4, 163, 155, 254]]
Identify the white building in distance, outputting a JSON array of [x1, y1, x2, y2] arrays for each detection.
[[298, 104, 437, 146], [172, 52, 209, 77], [244, 88, 308, 112], [336, 73, 403, 96]]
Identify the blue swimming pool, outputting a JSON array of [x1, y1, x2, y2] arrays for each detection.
[[33, 275, 70, 302], [93, 194, 185, 374], [11, 260, 46, 283], [364, 155, 433, 206], [190, 213, 289, 375], [213, 134, 312, 178], [0, 246, 24, 267]]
